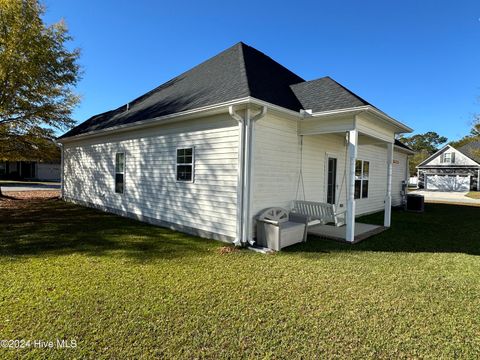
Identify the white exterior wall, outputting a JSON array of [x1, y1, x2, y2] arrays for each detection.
[[37, 163, 61, 181], [63, 115, 239, 240], [252, 114, 409, 225], [251, 113, 300, 216]]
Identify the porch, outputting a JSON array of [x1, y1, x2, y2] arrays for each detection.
[[298, 110, 400, 243], [308, 222, 386, 243]]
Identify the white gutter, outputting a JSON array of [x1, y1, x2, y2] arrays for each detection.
[[309, 105, 413, 133], [58, 97, 252, 143], [58, 97, 298, 144], [229, 104, 267, 246]]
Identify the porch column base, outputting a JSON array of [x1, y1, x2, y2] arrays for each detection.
[[384, 196, 392, 227], [346, 202, 356, 242]]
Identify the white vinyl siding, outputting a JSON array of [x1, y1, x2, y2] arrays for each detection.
[[63, 115, 239, 239], [426, 146, 478, 166], [252, 115, 410, 223], [252, 113, 300, 217]]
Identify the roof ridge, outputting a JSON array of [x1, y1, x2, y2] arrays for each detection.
[[122, 42, 248, 109], [237, 42, 252, 97]]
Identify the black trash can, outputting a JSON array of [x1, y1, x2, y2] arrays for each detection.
[[406, 194, 424, 213]]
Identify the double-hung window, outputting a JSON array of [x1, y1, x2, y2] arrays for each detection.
[[441, 152, 455, 164], [115, 152, 125, 194], [176, 147, 194, 182], [354, 160, 369, 199]]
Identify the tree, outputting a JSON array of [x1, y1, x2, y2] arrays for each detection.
[[470, 115, 480, 137], [450, 116, 480, 148], [398, 132, 448, 175], [0, 0, 80, 195]]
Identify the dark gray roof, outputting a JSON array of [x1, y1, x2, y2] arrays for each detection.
[[458, 140, 480, 163], [61, 42, 378, 139], [290, 77, 372, 113], [394, 139, 413, 152]]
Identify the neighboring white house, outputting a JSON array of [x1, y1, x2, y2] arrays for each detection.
[[0, 160, 61, 181], [58, 42, 413, 245], [417, 142, 480, 191]]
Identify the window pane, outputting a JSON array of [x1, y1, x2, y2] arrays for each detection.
[[116, 153, 124, 173], [362, 180, 369, 198], [177, 165, 192, 181], [355, 160, 362, 178], [177, 148, 193, 164], [115, 173, 124, 193], [363, 161, 369, 179], [354, 180, 361, 199]]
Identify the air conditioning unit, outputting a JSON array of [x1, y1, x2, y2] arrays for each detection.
[[406, 194, 424, 213]]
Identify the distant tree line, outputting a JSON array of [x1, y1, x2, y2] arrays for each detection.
[[399, 115, 480, 176]]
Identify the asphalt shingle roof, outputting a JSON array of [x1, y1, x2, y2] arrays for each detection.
[[394, 139, 413, 152], [458, 140, 480, 163], [290, 77, 372, 113], [61, 42, 378, 139]]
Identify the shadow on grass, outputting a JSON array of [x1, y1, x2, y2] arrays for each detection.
[[0, 198, 219, 261], [285, 204, 480, 255]]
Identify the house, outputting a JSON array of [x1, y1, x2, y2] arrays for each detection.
[[58, 42, 413, 245], [417, 141, 480, 191], [0, 160, 61, 181]]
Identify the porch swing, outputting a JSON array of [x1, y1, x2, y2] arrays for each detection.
[[291, 135, 347, 229]]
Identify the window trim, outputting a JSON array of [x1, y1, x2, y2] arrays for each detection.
[[354, 159, 370, 200], [442, 152, 455, 164], [175, 146, 195, 183], [115, 152, 125, 194]]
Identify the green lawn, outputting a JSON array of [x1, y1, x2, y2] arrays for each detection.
[[466, 191, 480, 199], [1, 198, 480, 358]]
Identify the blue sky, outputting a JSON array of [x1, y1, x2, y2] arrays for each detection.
[[43, 0, 480, 141]]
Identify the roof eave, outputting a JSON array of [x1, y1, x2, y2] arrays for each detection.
[[308, 105, 413, 134], [58, 96, 303, 143], [395, 145, 415, 155]]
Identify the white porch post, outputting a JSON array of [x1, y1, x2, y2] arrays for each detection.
[[384, 142, 393, 227], [346, 130, 358, 242]]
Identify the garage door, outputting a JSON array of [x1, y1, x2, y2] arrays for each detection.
[[425, 174, 470, 192]]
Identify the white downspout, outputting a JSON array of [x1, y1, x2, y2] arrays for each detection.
[[244, 106, 267, 245], [229, 106, 245, 246], [229, 105, 267, 246]]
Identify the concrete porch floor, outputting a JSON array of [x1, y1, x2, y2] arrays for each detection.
[[308, 222, 386, 243]]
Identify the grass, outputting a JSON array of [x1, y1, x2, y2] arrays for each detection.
[[466, 191, 480, 199], [1, 198, 480, 358]]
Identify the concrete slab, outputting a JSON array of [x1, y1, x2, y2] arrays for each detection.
[[0, 183, 60, 192], [308, 222, 386, 243], [409, 190, 480, 205]]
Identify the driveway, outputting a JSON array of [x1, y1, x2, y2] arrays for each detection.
[[0, 182, 60, 192], [409, 190, 480, 205]]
